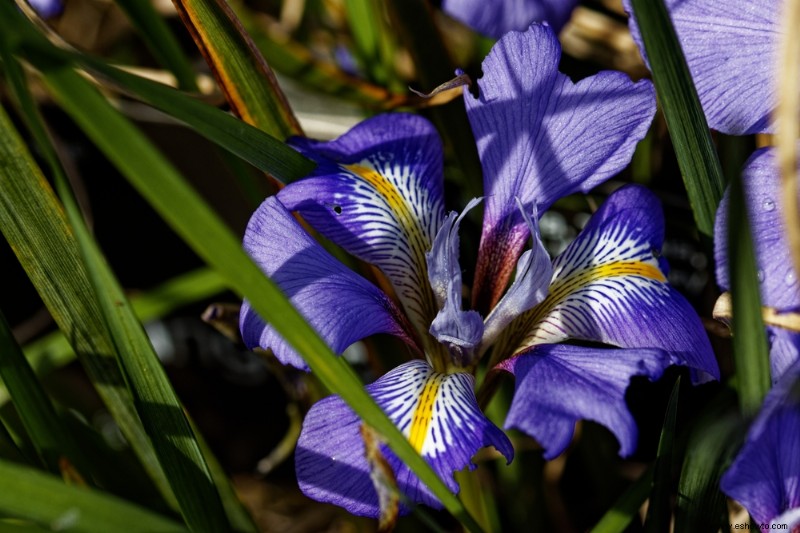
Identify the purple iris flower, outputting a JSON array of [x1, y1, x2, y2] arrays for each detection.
[[442, 0, 580, 38], [715, 147, 800, 382], [622, 0, 780, 135], [240, 24, 719, 517], [720, 359, 800, 532]]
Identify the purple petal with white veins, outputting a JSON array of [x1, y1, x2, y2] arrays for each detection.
[[482, 200, 552, 349], [295, 360, 513, 517], [442, 0, 579, 38], [715, 147, 800, 312], [499, 344, 675, 459], [279, 113, 446, 337], [239, 196, 414, 370], [623, 0, 779, 135], [504, 185, 719, 383], [465, 23, 656, 311], [721, 360, 800, 529], [768, 327, 800, 384]]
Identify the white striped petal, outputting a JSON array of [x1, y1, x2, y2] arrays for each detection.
[[498, 185, 719, 383], [295, 360, 513, 517], [279, 113, 446, 340]]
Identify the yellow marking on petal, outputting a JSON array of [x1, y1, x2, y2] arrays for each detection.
[[408, 373, 444, 453], [344, 164, 442, 358], [546, 260, 665, 306], [511, 260, 667, 353]]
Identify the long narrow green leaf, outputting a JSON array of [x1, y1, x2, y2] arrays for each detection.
[[674, 412, 741, 532], [188, 417, 258, 533], [728, 172, 771, 415], [0, 459, 187, 533], [15, 46, 312, 182], [48, 74, 229, 531], [0, 309, 87, 476], [0, 102, 178, 511], [0, 414, 28, 464], [643, 378, 681, 533], [589, 466, 654, 533], [171, 0, 301, 138], [38, 57, 484, 533], [0, 3, 313, 183], [0, 268, 226, 407], [344, 0, 401, 90], [114, 0, 197, 91], [629, 0, 725, 237]]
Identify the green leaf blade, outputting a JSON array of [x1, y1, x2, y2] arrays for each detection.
[[728, 172, 772, 415], [37, 53, 484, 533], [0, 459, 187, 533], [629, 0, 725, 237]]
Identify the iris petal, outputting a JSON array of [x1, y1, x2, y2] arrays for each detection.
[[721, 361, 800, 528], [482, 200, 552, 349], [500, 344, 674, 459], [768, 327, 800, 384], [279, 113, 446, 339], [427, 199, 485, 365], [715, 147, 800, 313], [240, 196, 414, 370], [465, 23, 656, 311], [498, 185, 719, 383], [442, 0, 580, 38], [623, 0, 778, 135], [295, 360, 513, 518]]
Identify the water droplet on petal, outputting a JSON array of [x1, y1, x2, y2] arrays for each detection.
[[786, 271, 797, 286], [757, 270, 765, 282], [762, 198, 776, 211]]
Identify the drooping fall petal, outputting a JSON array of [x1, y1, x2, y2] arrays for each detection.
[[500, 344, 675, 459], [498, 185, 719, 383], [240, 196, 414, 370], [295, 360, 513, 517]]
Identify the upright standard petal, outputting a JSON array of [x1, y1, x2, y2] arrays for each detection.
[[239, 196, 414, 370], [279, 113, 446, 340], [465, 23, 656, 311], [500, 344, 674, 459], [496, 185, 719, 383], [623, 0, 779, 135], [721, 361, 800, 530], [442, 0, 579, 39], [715, 147, 800, 312], [295, 360, 513, 517]]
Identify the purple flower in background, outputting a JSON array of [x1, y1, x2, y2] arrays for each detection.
[[27, 0, 62, 19], [622, 0, 780, 135], [442, 0, 580, 38], [240, 24, 718, 517], [715, 147, 800, 382], [721, 360, 800, 533]]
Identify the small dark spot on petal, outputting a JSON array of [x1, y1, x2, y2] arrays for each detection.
[[333, 205, 342, 214]]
